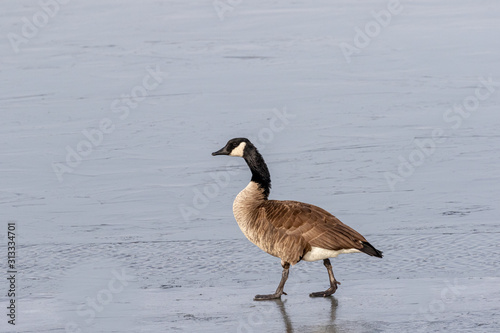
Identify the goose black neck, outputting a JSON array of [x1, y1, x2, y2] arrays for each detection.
[[243, 144, 271, 199]]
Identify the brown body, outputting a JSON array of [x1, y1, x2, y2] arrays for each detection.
[[233, 181, 375, 265]]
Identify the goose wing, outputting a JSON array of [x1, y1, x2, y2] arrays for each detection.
[[262, 200, 367, 251]]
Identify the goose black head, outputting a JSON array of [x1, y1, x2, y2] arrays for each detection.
[[212, 138, 251, 157], [212, 137, 271, 198]]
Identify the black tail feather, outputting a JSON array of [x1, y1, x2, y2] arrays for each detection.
[[360, 241, 383, 258]]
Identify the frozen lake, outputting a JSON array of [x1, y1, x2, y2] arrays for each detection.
[[1, 0, 499, 332]]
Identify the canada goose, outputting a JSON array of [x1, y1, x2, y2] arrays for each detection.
[[212, 138, 383, 300]]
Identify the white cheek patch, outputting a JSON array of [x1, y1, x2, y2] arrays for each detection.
[[229, 142, 246, 157]]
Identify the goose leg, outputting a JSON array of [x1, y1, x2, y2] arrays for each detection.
[[254, 261, 290, 301], [310, 258, 341, 297]]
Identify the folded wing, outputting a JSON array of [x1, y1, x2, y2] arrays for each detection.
[[262, 200, 367, 252]]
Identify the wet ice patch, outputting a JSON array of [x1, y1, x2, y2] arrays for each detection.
[[57, 259, 137, 332], [442, 204, 491, 216]]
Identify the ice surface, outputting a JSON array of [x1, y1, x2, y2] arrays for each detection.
[[1, 0, 499, 332]]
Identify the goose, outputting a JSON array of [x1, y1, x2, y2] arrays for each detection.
[[212, 137, 383, 300]]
